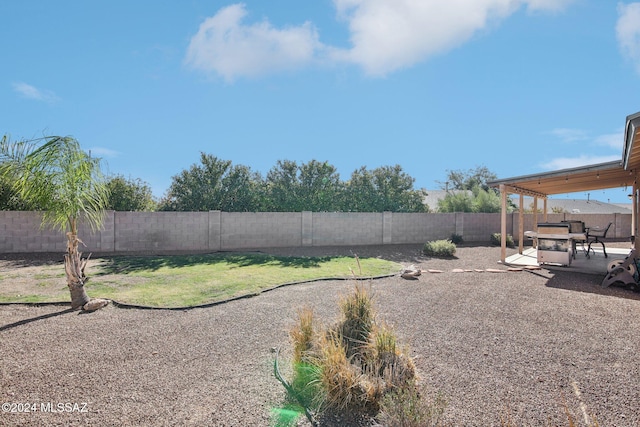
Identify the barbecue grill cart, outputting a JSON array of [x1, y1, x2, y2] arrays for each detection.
[[536, 223, 572, 266]]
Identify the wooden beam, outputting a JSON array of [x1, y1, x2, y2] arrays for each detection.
[[502, 185, 547, 199], [518, 194, 524, 254], [633, 185, 637, 252], [500, 184, 507, 263], [533, 196, 538, 249]]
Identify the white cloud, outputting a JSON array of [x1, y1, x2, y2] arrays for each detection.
[[184, 3, 323, 81], [330, 0, 575, 76], [542, 154, 620, 170], [549, 128, 589, 142], [548, 128, 623, 149], [616, 2, 640, 74], [185, 1, 576, 80], [594, 131, 623, 150], [525, 0, 575, 13], [12, 82, 59, 103]]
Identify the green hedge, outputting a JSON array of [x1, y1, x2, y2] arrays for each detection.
[[490, 233, 514, 247], [422, 240, 456, 257]]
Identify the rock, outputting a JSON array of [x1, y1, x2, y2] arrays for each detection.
[[401, 269, 422, 279], [401, 265, 422, 279], [83, 298, 110, 311]]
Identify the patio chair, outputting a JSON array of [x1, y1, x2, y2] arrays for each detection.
[[562, 220, 587, 258], [586, 222, 613, 258]]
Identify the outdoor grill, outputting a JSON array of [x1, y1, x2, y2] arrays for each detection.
[[536, 223, 572, 266]]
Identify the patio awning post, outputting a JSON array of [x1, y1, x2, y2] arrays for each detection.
[[533, 196, 538, 249], [500, 184, 507, 263], [633, 185, 638, 251], [518, 194, 524, 254]]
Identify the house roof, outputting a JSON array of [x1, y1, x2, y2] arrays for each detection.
[[513, 197, 632, 214], [488, 111, 640, 198]]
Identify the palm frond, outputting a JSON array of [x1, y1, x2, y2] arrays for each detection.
[[0, 135, 108, 232]]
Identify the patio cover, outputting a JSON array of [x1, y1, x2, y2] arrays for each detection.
[[489, 111, 640, 262]]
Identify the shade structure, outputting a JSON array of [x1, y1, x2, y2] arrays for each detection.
[[489, 111, 640, 198], [488, 111, 640, 264]]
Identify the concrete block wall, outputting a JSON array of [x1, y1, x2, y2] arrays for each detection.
[[391, 213, 456, 243], [0, 210, 633, 253], [312, 212, 383, 246], [0, 211, 115, 253], [88, 211, 116, 252], [220, 212, 302, 249], [458, 213, 502, 242], [114, 211, 209, 252]]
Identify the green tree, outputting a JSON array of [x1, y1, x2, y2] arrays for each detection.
[[106, 174, 156, 211], [298, 160, 343, 211], [265, 160, 343, 212], [159, 153, 261, 211], [471, 187, 501, 213], [343, 166, 378, 212], [0, 175, 38, 210], [437, 190, 474, 212], [218, 164, 265, 212], [438, 166, 511, 213], [345, 165, 427, 212], [264, 159, 300, 211], [442, 166, 497, 192], [0, 135, 109, 309]]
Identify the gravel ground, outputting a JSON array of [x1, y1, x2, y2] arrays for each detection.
[[1, 244, 640, 426]]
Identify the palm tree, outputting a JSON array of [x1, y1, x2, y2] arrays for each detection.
[[0, 135, 109, 309]]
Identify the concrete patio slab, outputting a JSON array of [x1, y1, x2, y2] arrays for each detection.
[[504, 246, 633, 275]]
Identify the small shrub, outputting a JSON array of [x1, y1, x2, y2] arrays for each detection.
[[339, 284, 375, 358], [290, 307, 316, 364], [366, 324, 415, 386], [316, 331, 363, 410], [422, 240, 456, 257], [449, 233, 464, 245], [490, 233, 514, 247], [284, 283, 425, 420], [377, 382, 447, 427]]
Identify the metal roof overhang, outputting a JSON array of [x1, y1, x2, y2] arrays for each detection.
[[489, 111, 640, 198], [488, 160, 633, 198], [623, 111, 640, 171]]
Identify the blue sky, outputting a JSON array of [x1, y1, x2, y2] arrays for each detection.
[[2, 1, 640, 203]]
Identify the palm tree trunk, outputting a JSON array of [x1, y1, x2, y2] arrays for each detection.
[[65, 231, 90, 310]]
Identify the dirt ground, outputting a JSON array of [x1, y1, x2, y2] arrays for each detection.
[[1, 244, 640, 426]]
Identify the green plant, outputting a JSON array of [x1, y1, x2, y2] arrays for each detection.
[[449, 233, 464, 244], [1, 135, 109, 309], [490, 233, 514, 247], [422, 240, 456, 257]]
